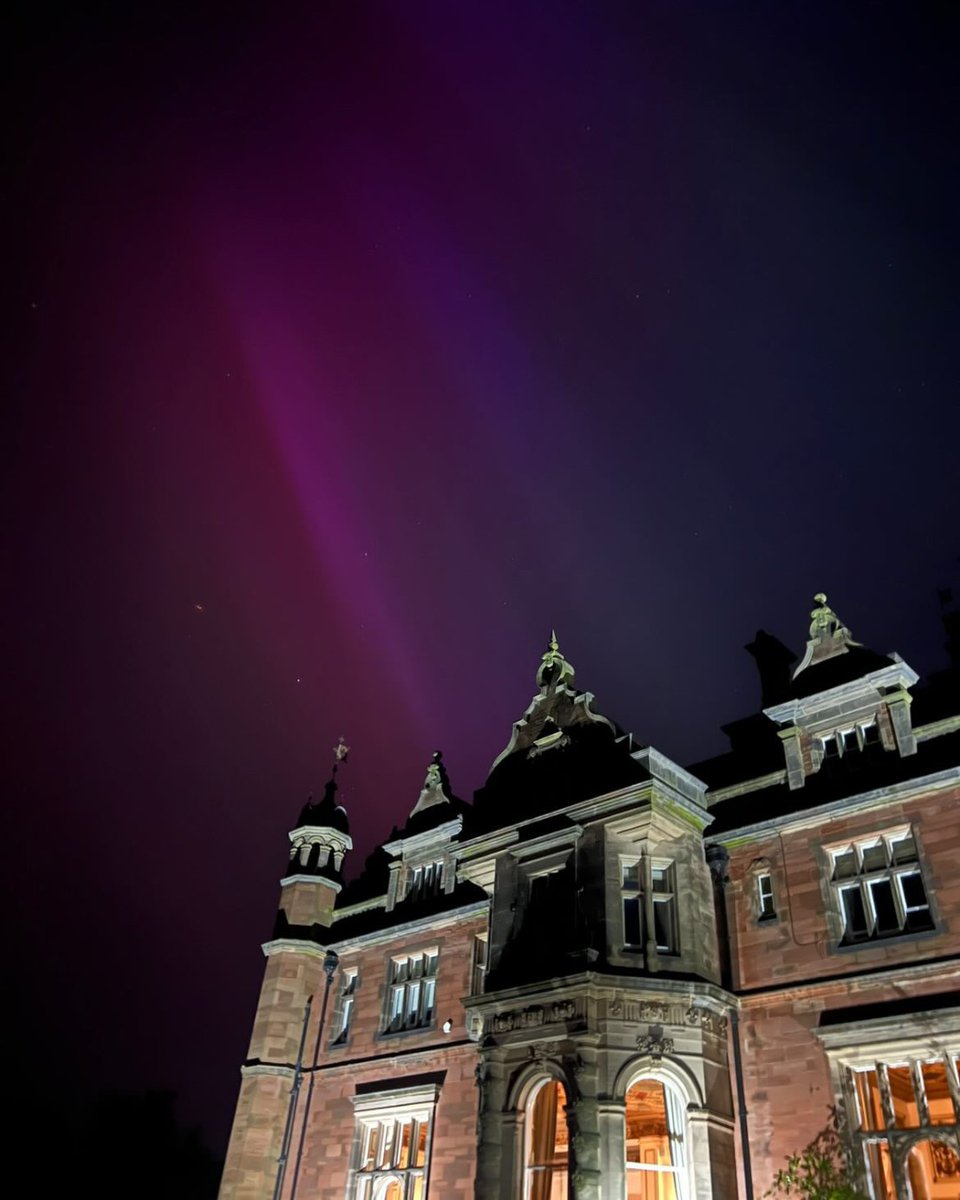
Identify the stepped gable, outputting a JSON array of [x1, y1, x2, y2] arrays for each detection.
[[472, 633, 650, 825]]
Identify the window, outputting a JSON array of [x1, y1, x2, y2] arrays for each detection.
[[757, 873, 776, 921], [407, 861, 443, 901], [651, 867, 678, 954], [828, 831, 933, 944], [524, 1080, 569, 1200], [621, 860, 678, 955], [385, 950, 438, 1032], [471, 932, 488, 996], [847, 1057, 960, 1199], [622, 861, 642, 947], [625, 1078, 689, 1200], [332, 969, 358, 1044], [819, 721, 879, 761], [351, 1084, 438, 1200]]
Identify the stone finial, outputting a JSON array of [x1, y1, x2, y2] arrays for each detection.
[[536, 630, 576, 690], [793, 592, 861, 678], [409, 751, 450, 817]]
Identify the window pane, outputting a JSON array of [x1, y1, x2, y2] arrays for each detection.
[[861, 842, 887, 873], [398, 1119, 412, 1168], [908, 1140, 960, 1198], [362, 1124, 379, 1169], [653, 898, 676, 953], [842, 729, 859, 754], [415, 1121, 428, 1167], [922, 1062, 956, 1126], [758, 874, 775, 918], [423, 978, 436, 1020], [840, 886, 868, 939], [626, 1080, 671, 1166], [864, 1141, 896, 1200], [852, 1070, 884, 1132], [833, 849, 857, 880], [651, 867, 672, 894], [623, 863, 640, 889], [887, 1066, 919, 1128], [527, 1080, 569, 1200], [869, 878, 899, 935], [626, 1169, 678, 1200], [890, 833, 918, 864], [624, 896, 642, 945]]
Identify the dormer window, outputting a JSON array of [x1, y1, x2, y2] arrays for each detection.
[[820, 721, 879, 762], [407, 861, 443, 901]]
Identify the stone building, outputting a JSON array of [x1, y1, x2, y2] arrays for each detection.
[[219, 597, 960, 1200]]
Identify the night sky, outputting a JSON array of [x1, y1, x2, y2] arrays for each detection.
[[6, 0, 959, 1164]]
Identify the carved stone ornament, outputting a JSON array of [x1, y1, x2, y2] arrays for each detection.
[[609, 1000, 624, 1017], [528, 1042, 552, 1066], [493, 1005, 545, 1033], [639, 1002, 669, 1022], [636, 1033, 675, 1058], [552, 999, 576, 1022], [684, 1005, 728, 1036]]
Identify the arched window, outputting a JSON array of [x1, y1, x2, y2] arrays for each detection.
[[524, 1079, 569, 1200], [625, 1078, 688, 1200]]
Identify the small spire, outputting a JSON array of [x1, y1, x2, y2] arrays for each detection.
[[536, 631, 575, 690]]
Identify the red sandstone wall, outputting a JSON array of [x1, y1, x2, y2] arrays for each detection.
[[723, 783, 960, 1194]]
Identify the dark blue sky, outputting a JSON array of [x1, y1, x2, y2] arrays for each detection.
[[6, 0, 958, 1156]]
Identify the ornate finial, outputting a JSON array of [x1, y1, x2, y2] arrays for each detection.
[[536, 631, 575, 690], [793, 592, 860, 678], [334, 736, 350, 764], [409, 751, 450, 817]]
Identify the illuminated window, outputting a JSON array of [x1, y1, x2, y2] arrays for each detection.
[[385, 950, 438, 1032], [471, 932, 488, 995], [847, 1057, 960, 1199], [828, 831, 933, 944], [523, 1079, 569, 1200], [621, 860, 678, 954], [351, 1084, 438, 1200], [625, 1078, 689, 1200]]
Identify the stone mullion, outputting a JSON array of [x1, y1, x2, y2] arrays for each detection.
[[944, 1053, 960, 1124], [911, 1060, 930, 1127]]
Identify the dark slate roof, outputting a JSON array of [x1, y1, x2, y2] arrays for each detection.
[[297, 777, 350, 834], [789, 644, 899, 699], [331, 879, 488, 943], [471, 719, 650, 833], [707, 727, 960, 836]]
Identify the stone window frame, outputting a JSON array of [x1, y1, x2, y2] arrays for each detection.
[[504, 1064, 574, 1200], [470, 931, 489, 997], [817, 1010, 960, 1200], [331, 966, 359, 1046], [819, 827, 935, 948], [618, 855, 679, 956], [349, 1082, 440, 1200], [382, 948, 439, 1034], [612, 1058, 703, 1200], [745, 857, 779, 924]]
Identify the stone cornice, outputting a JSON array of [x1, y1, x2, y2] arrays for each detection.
[[261, 938, 331, 959], [736, 955, 960, 1007], [710, 765, 960, 845]]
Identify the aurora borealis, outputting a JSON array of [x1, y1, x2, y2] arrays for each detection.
[[6, 0, 959, 1162]]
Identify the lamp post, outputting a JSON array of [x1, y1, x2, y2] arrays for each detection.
[[288, 949, 339, 1200]]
